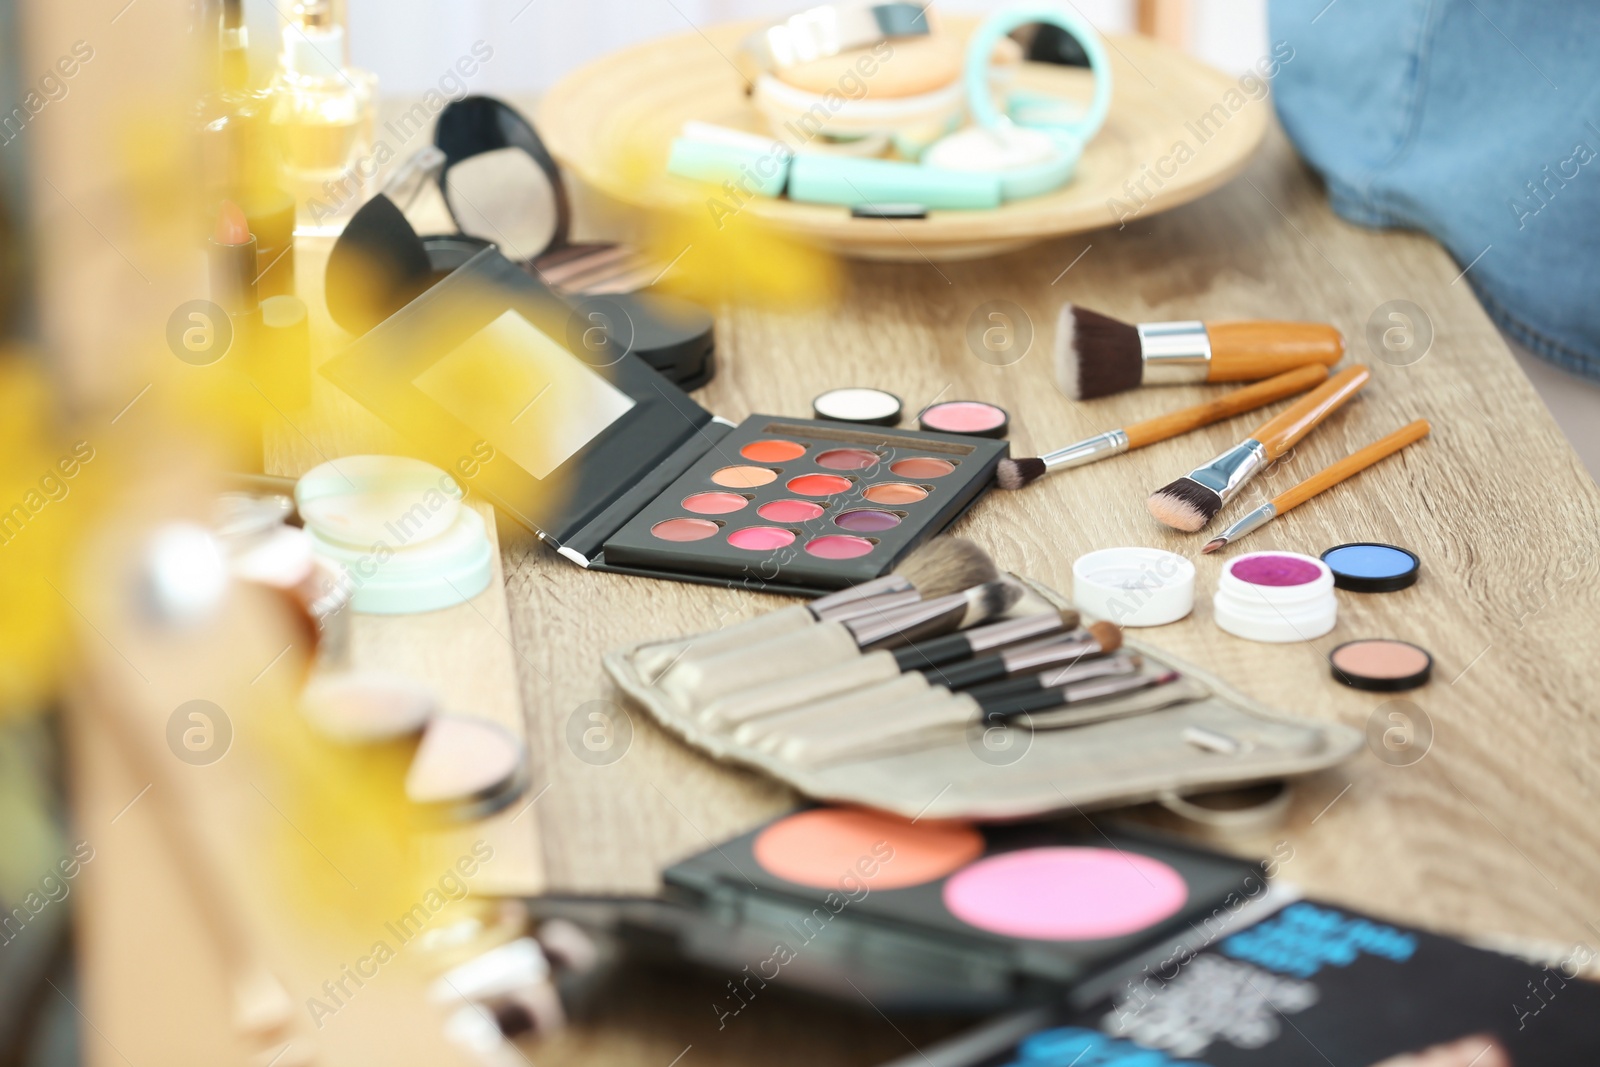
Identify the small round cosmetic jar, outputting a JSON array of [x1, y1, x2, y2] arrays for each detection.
[[1213, 551, 1336, 643], [1073, 547, 1195, 626]]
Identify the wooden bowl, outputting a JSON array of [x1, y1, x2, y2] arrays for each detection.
[[538, 18, 1268, 262]]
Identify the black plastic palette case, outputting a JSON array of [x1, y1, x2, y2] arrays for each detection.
[[663, 809, 1265, 1004], [324, 247, 1005, 594]]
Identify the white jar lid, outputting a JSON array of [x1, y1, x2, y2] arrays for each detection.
[[310, 505, 492, 615], [1072, 547, 1196, 627], [296, 455, 463, 549], [1213, 551, 1337, 643]]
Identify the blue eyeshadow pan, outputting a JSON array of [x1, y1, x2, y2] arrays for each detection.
[[1320, 543, 1420, 592]]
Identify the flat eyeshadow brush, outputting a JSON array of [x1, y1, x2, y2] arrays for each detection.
[[976, 669, 1181, 722], [1055, 304, 1345, 400], [661, 581, 1021, 710], [924, 622, 1122, 691], [638, 535, 997, 680], [890, 609, 1082, 671], [1203, 419, 1431, 553], [997, 365, 1329, 490], [1148, 364, 1371, 533]]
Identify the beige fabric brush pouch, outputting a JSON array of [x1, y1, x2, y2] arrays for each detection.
[[603, 576, 1363, 823]]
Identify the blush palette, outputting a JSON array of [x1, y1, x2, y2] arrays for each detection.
[[599, 417, 1007, 591], [664, 807, 1264, 993]]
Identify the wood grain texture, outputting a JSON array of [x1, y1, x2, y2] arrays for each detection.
[[536, 24, 1266, 260], [1122, 364, 1328, 448], [507, 119, 1600, 973], [1206, 319, 1346, 379]]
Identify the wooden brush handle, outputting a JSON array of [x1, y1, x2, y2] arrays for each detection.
[[1272, 419, 1431, 513], [1123, 364, 1330, 449], [1205, 321, 1345, 381], [1249, 364, 1370, 458]]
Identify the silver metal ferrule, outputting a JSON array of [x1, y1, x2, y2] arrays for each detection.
[[1060, 671, 1165, 705], [1042, 429, 1129, 472], [1036, 654, 1140, 689], [1185, 438, 1270, 506], [964, 612, 1070, 654], [1000, 633, 1104, 673], [1211, 502, 1279, 547], [1138, 320, 1212, 385]]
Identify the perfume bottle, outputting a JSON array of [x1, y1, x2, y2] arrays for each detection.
[[269, 0, 377, 235]]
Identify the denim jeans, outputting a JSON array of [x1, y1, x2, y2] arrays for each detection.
[[1269, 0, 1600, 380]]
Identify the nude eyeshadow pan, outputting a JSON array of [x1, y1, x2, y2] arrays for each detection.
[[598, 415, 1007, 592]]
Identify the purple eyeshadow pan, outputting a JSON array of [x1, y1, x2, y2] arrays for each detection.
[[834, 509, 901, 532]]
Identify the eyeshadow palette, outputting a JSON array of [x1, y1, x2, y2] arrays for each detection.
[[664, 808, 1264, 994], [323, 248, 1006, 594], [600, 418, 1007, 590]]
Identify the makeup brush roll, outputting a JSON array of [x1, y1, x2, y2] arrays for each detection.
[[604, 576, 1362, 821]]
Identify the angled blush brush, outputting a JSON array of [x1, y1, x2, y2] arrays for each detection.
[[998, 364, 1330, 490], [1056, 304, 1344, 401], [1203, 419, 1431, 553], [1148, 365, 1372, 533]]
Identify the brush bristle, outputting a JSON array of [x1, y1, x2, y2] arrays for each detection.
[[1147, 478, 1223, 532], [1088, 620, 1122, 653], [962, 579, 1024, 627], [1055, 304, 1143, 401], [1200, 536, 1228, 554], [898, 537, 999, 599], [996, 456, 1047, 490], [1058, 608, 1081, 630]]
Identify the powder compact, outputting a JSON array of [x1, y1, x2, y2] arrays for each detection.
[[324, 248, 1005, 593], [1321, 541, 1420, 593], [919, 399, 1010, 439], [1329, 638, 1433, 691], [663, 807, 1264, 1001]]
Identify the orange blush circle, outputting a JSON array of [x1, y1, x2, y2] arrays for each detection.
[[742, 439, 806, 463], [752, 808, 984, 890]]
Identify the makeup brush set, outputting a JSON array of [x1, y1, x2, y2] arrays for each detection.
[[607, 538, 1362, 821]]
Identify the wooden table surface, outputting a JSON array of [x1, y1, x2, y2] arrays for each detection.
[[488, 118, 1600, 1064], [70, 97, 1600, 1067]]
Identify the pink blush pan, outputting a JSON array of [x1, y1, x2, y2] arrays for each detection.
[[942, 847, 1188, 941]]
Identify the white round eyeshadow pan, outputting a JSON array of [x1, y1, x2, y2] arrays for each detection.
[[813, 387, 903, 426]]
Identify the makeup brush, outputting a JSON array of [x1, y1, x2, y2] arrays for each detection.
[[638, 535, 997, 681], [660, 580, 1022, 710], [997, 364, 1330, 490], [1202, 419, 1431, 554], [763, 668, 1179, 768], [698, 610, 1080, 731], [963, 652, 1143, 701], [923, 621, 1122, 691], [1055, 305, 1344, 401], [1147, 365, 1371, 533]]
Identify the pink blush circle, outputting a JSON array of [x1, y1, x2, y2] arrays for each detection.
[[728, 526, 796, 551], [941, 847, 1187, 941]]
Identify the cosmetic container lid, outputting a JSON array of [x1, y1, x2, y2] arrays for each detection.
[[1329, 638, 1433, 692], [1320, 542, 1420, 593], [308, 504, 493, 615], [297, 455, 464, 548], [1073, 547, 1194, 627], [1213, 551, 1336, 643]]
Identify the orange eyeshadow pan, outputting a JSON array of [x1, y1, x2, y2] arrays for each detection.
[[864, 482, 929, 505], [890, 457, 955, 478], [788, 473, 853, 496], [752, 808, 984, 890], [682, 492, 748, 515], [742, 439, 806, 463]]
